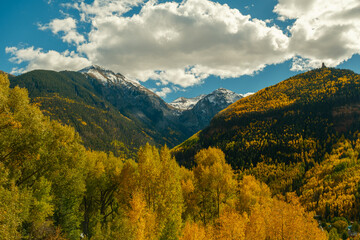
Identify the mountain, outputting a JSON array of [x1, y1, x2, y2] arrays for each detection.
[[175, 88, 243, 133], [8, 66, 242, 155], [8, 69, 156, 156], [79, 65, 143, 88], [169, 95, 206, 110], [170, 89, 243, 111], [173, 67, 360, 168], [78, 65, 185, 145]]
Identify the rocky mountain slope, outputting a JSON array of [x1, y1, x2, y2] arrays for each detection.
[[79, 66, 244, 142], [169, 95, 206, 110], [79, 65, 183, 143], [174, 88, 243, 133]]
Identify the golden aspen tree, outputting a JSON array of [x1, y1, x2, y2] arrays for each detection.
[[180, 221, 208, 240], [158, 145, 183, 240], [137, 143, 162, 211], [0, 163, 30, 240], [82, 151, 124, 238], [127, 191, 157, 240], [244, 205, 267, 240], [116, 159, 139, 208], [193, 147, 237, 225], [266, 199, 327, 240], [180, 166, 198, 221], [0, 73, 87, 239], [215, 210, 248, 240], [237, 175, 272, 214]]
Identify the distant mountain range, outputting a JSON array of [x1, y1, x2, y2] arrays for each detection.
[[169, 95, 207, 110], [170, 88, 247, 111], [7, 65, 243, 155], [171, 88, 244, 133]]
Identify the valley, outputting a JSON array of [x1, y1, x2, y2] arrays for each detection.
[[2, 66, 360, 239], [8, 66, 243, 157], [2, 0, 360, 239]]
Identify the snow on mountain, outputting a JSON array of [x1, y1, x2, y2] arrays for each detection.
[[79, 66, 253, 136], [170, 88, 244, 111], [169, 95, 206, 110], [79, 65, 182, 139], [204, 88, 242, 105], [79, 65, 143, 89]]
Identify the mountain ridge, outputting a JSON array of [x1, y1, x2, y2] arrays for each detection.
[[169, 95, 207, 110], [8, 69, 155, 156], [173, 67, 360, 168], [169, 88, 245, 111], [8, 66, 243, 155]]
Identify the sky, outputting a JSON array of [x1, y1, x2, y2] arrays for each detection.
[[1, 0, 360, 102]]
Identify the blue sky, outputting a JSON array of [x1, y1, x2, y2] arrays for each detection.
[[1, 0, 360, 102]]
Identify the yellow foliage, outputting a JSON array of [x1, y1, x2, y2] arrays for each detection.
[[180, 222, 209, 240], [237, 175, 272, 214], [220, 68, 360, 122], [215, 210, 248, 240], [194, 147, 237, 224], [301, 138, 360, 218], [127, 191, 157, 240], [266, 199, 327, 240]]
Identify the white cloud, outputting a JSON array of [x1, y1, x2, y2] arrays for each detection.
[[133, 67, 209, 88], [274, 0, 360, 70], [6, 47, 91, 74], [9, 0, 360, 86], [74, 0, 291, 87], [154, 87, 172, 98], [70, 0, 145, 19], [39, 17, 85, 44], [242, 92, 255, 97]]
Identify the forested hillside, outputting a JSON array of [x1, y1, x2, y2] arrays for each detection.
[[173, 67, 360, 238], [0, 71, 329, 239], [8, 70, 157, 157], [174, 67, 360, 169]]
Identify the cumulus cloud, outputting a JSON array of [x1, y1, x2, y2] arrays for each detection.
[[74, 0, 291, 87], [39, 17, 85, 44], [134, 67, 209, 88], [274, 0, 360, 70], [69, 0, 145, 19], [154, 87, 172, 98], [8, 0, 360, 87], [6, 46, 91, 74]]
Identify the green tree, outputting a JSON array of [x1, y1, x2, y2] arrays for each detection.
[[328, 228, 339, 240], [82, 151, 123, 238], [0, 72, 87, 239], [0, 162, 30, 239]]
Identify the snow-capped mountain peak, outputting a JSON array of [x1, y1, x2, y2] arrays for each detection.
[[170, 88, 242, 111], [78, 65, 141, 88], [169, 95, 206, 110], [204, 88, 242, 105]]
